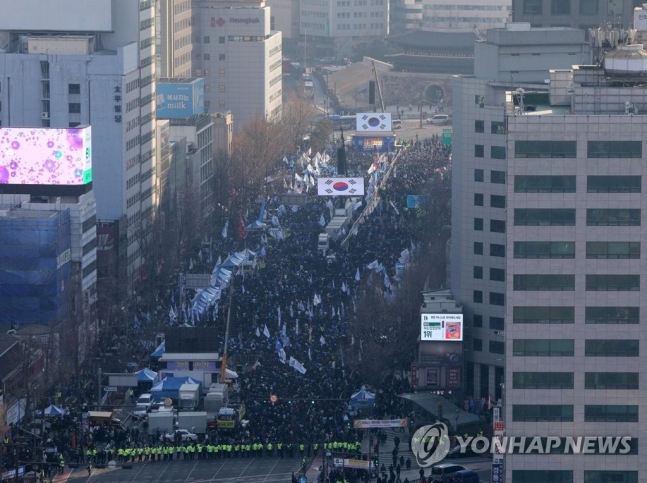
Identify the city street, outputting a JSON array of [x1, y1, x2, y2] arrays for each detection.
[[55, 457, 303, 483]]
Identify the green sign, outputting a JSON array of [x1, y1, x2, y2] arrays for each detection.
[[441, 128, 452, 146]]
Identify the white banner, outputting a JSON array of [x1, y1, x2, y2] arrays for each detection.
[[289, 356, 307, 374], [356, 112, 392, 132], [353, 418, 409, 429], [317, 178, 365, 196], [334, 458, 375, 469]]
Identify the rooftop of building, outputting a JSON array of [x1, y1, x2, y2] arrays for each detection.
[[481, 22, 586, 45], [387, 29, 477, 53]]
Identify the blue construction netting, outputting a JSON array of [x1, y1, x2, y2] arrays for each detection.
[[0, 209, 72, 326]]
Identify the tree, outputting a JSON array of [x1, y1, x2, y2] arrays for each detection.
[[309, 118, 333, 154], [279, 93, 318, 152]]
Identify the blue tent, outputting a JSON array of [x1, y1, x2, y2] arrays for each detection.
[[150, 376, 200, 400], [150, 341, 165, 362], [136, 368, 158, 383], [44, 404, 66, 417], [350, 388, 375, 407]]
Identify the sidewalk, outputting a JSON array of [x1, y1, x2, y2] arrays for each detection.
[[305, 454, 324, 482]]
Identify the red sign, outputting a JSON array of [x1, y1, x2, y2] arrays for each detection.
[[447, 367, 460, 387], [494, 422, 504, 431], [269, 394, 278, 404]]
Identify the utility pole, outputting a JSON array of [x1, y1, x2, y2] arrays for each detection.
[[97, 367, 102, 411], [219, 278, 234, 382]]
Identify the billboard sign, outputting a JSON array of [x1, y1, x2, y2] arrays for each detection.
[[351, 135, 395, 152], [317, 177, 365, 196], [421, 314, 463, 341], [356, 112, 392, 132], [353, 418, 409, 429], [441, 128, 452, 145], [0, 127, 92, 185], [156, 79, 205, 119], [492, 463, 503, 483], [333, 458, 375, 470], [636, 10, 647, 30]]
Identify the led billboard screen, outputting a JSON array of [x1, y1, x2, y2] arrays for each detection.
[[421, 314, 463, 341], [0, 127, 92, 185]]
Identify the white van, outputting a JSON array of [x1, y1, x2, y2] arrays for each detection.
[[427, 114, 449, 125], [392, 119, 402, 129]]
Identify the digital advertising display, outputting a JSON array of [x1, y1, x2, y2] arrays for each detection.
[[156, 79, 205, 119], [0, 127, 92, 186], [421, 314, 464, 341]]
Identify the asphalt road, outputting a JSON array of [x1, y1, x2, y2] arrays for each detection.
[[54, 457, 303, 483]]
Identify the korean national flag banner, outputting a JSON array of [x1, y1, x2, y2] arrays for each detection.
[[355, 112, 392, 132], [317, 177, 365, 196]]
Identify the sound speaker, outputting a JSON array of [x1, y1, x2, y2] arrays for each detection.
[[368, 80, 375, 105], [337, 147, 347, 176], [122, 465, 133, 470]]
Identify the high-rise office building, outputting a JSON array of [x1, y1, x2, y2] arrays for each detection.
[[451, 23, 589, 398], [421, 0, 511, 31], [195, 0, 283, 131], [0, 0, 158, 290], [157, 0, 194, 78], [512, 0, 640, 31]]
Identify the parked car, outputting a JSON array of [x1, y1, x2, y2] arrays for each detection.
[[132, 405, 149, 420], [160, 429, 198, 442], [426, 114, 449, 125], [137, 393, 154, 408], [431, 464, 466, 483]]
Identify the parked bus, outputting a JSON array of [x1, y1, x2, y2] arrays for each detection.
[[327, 115, 355, 130]]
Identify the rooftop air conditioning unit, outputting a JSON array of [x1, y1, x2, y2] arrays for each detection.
[[41, 112, 50, 119]]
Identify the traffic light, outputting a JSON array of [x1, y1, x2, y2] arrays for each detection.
[[372, 455, 379, 470]]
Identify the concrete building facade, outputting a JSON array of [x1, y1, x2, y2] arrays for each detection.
[[450, 24, 589, 399], [421, 0, 511, 31], [195, 0, 283, 131], [157, 0, 194, 78]]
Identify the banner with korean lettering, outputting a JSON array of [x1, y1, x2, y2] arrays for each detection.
[[353, 418, 408, 429]]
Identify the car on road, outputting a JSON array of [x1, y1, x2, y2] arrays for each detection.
[[132, 405, 149, 420], [137, 393, 154, 408], [160, 429, 198, 443], [451, 469, 480, 483], [431, 463, 466, 483], [426, 114, 449, 125]]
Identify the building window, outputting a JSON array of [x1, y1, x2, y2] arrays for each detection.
[[586, 242, 640, 259], [515, 140, 577, 158], [474, 169, 484, 182], [584, 472, 637, 483], [523, 0, 543, 14], [219, 100, 226, 107], [515, 175, 576, 193], [585, 339, 639, 357], [491, 121, 506, 134], [68, 83, 81, 94], [587, 141, 642, 158], [473, 338, 483, 352], [587, 209, 640, 226], [204, 69, 210, 77], [513, 339, 575, 356], [491, 170, 506, 184], [489, 340, 504, 354], [489, 316, 504, 330], [474, 193, 484, 206], [490, 195, 505, 208], [513, 372, 574, 389], [514, 241, 575, 259], [490, 244, 505, 257], [69, 103, 81, 113], [473, 266, 483, 279], [69, 122, 81, 128], [584, 406, 638, 422], [513, 471, 572, 483], [475, 144, 484, 157], [474, 242, 483, 255], [219, 85, 226, 92], [551, 0, 571, 14], [204, 36, 210, 43], [219, 54, 226, 60], [219, 69, 226, 77], [512, 405, 573, 422], [586, 274, 639, 291], [219, 36, 225, 44], [489, 292, 505, 305], [490, 268, 505, 282], [514, 274, 575, 291], [475, 120, 484, 133], [514, 208, 575, 226], [490, 219, 505, 233], [585, 372, 639, 389], [587, 175, 641, 193], [473, 314, 483, 327], [491, 146, 506, 159], [204, 54, 210, 60], [474, 218, 483, 231], [513, 306, 575, 324], [585, 306, 639, 324], [580, 0, 599, 14], [473, 290, 483, 303]]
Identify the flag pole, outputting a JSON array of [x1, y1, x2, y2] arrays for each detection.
[[220, 275, 234, 382]]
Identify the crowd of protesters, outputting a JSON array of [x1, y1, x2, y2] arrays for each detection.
[[3, 137, 453, 483]]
